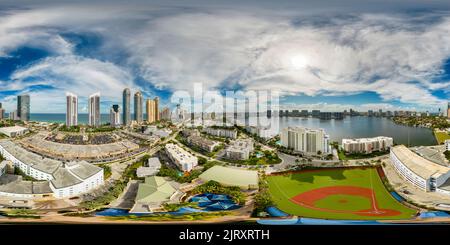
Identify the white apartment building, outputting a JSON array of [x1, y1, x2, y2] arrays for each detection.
[[204, 127, 238, 139], [66, 92, 78, 126], [88, 92, 100, 127], [390, 145, 450, 195], [445, 139, 450, 151], [280, 127, 330, 155], [342, 136, 393, 154], [187, 135, 220, 153], [0, 126, 29, 138], [165, 143, 198, 172], [245, 126, 276, 139], [0, 140, 104, 198], [225, 139, 254, 160]]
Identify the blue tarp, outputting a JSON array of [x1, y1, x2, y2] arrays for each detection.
[[266, 206, 290, 217], [418, 211, 450, 218], [257, 217, 382, 225], [390, 191, 405, 202]]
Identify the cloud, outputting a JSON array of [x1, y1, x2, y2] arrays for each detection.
[[126, 11, 450, 107], [3, 55, 134, 112], [0, 4, 449, 113]]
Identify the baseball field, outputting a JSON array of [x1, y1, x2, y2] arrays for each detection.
[[267, 167, 417, 220]]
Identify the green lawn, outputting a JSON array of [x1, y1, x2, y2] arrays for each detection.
[[267, 168, 417, 220], [434, 131, 450, 144]]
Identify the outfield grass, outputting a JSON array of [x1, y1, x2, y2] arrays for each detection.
[[267, 168, 417, 220], [434, 131, 450, 144]]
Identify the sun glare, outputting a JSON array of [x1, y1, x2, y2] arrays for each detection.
[[290, 54, 309, 70]]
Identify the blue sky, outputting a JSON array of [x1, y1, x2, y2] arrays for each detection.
[[0, 1, 449, 113]]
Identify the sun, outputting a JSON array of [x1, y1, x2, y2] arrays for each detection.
[[289, 54, 309, 70]]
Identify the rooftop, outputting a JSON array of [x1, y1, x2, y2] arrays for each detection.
[[135, 176, 176, 204], [391, 145, 450, 179], [199, 165, 258, 189], [0, 126, 28, 134]]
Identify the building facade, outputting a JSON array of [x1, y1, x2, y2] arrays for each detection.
[[134, 91, 143, 123], [204, 127, 238, 139], [17, 94, 30, 121], [342, 136, 393, 154], [390, 145, 450, 195], [146, 99, 156, 123], [187, 135, 219, 152], [66, 92, 78, 127], [154, 97, 160, 121], [280, 126, 330, 155], [123, 88, 131, 126], [88, 92, 100, 127], [164, 143, 198, 172], [225, 139, 254, 160], [160, 107, 171, 121], [110, 104, 121, 127], [0, 140, 104, 198]]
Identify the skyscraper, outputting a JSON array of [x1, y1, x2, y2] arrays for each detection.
[[0, 103, 4, 120], [88, 92, 100, 127], [146, 99, 155, 123], [154, 96, 160, 121], [134, 91, 143, 123], [122, 88, 131, 126], [160, 107, 171, 121], [17, 94, 30, 121], [110, 104, 121, 127], [66, 92, 78, 126], [447, 102, 450, 119]]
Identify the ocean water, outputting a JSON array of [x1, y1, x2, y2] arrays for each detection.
[[29, 114, 436, 146]]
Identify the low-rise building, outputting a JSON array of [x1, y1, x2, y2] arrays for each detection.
[[187, 135, 220, 152], [165, 143, 198, 172], [445, 139, 450, 151], [0, 126, 29, 137], [390, 145, 450, 196], [225, 139, 254, 160], [136, 157, 161, 178], [204, 127, 237, 139], [0, 140, 104, 198], [130, 176, 180, 213], [342, 136, 393, 154]]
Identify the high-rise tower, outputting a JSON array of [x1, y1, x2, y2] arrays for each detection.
[[134, 91, 143, 123], [88, 92, 100, 127], [110, 104, 121, 127], [66, 92, 78, 126], [122, 88, 131, 126], [17, 94, 30, 121]]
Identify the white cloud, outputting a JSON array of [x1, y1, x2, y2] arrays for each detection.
[[4, 55, 134, 112], [0, 5, 449, 113]]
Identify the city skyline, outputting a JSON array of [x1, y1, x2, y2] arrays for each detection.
[[0, 1, 448, 114]]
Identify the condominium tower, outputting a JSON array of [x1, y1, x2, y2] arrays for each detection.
[[110, 104, 121, 127], [17, 94, 30, 121], [0, 103, 4, 120], [134, 91, 143, 123], [280, 126, 330, 155], [88, 92, 100, 127], [66, 92, 78, 126], [122, 88, 131, 125], [447, 102, 450, 119], [154, 96, 160, 121], [146, 99, 156, 123]]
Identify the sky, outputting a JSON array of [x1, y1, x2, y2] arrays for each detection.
[[0, 0, 449, 113]]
